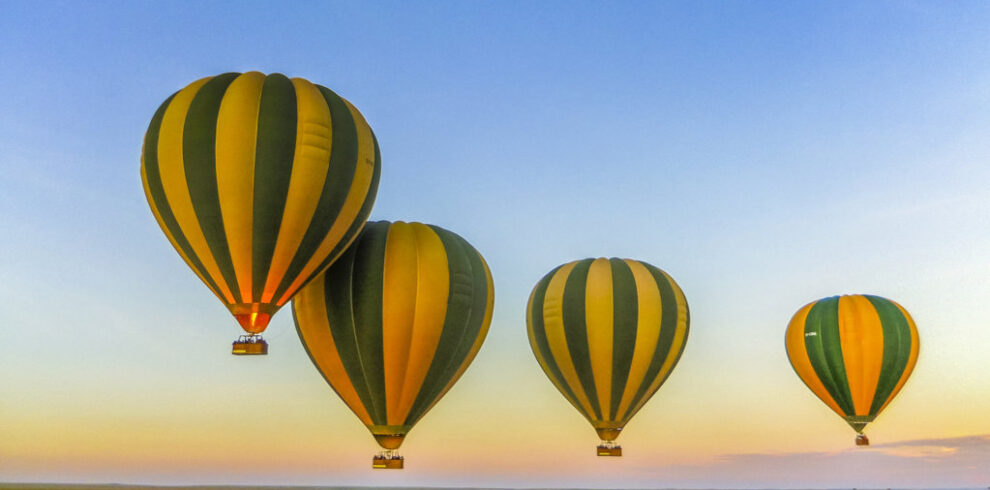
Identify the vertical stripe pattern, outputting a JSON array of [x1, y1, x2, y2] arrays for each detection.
[[141, 72, 381, 335], [292, 221, 494, 450], [526, 258, 689, 441], [785, 294, 920, 433]]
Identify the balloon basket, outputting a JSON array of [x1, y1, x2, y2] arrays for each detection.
[[232, 335, 268, 355], [597, 441, 622, 457], [855, 434, 870, 446], [373, 450, 404, 469]]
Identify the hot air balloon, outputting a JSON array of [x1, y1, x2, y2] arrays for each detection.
[[292, 221, 494, 469], [527, 258, 689, 456], [785, 294, 920, 446], [141, 72, 381, 355]]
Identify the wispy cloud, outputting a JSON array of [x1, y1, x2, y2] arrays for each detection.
[[626, 434, 990, 489]]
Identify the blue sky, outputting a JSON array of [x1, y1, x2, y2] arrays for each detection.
[[3, 1, 990, 487]]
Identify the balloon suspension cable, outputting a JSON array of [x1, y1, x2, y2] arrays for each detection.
[[372, 449, 404, 469]]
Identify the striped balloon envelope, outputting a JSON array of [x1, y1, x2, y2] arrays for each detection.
[[141, 72, 381, 353], [527, 258, 689, 456], [785, 294, 920, 446], [292, 221, 494, 468]]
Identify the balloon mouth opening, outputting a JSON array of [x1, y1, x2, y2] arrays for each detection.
[[229, 303, 279, 334], [596, 428, 622, 442], [373, 434, 406, 450], [844, 415, 873, 434], [234, 312, 271, 333]]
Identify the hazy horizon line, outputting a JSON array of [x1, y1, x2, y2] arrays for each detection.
[[3, 483, 989, 490]]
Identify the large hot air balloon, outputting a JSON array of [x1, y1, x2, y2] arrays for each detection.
[[527, 258, 689, 456], [292, 221, 494, 469], [785, 294, 920, 446], [141, 72, 381, 355]]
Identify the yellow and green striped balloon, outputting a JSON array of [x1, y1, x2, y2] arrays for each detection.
[[785, 294, 920, 444], [141, 72, 381, 338], [292, 221, 494, 461], [527, 258, 689, 452]]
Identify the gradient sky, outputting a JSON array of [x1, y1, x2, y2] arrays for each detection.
[[3, 1, 990, 488]]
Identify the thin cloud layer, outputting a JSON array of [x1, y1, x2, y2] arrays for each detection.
[[631, 434, 990, 489]]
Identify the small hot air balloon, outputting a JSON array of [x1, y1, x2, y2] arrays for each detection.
[[293, 221, 494, 469], [785, 294, 920, 446], [141, 72, 381, 355], [527, 258, 689, 456]]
